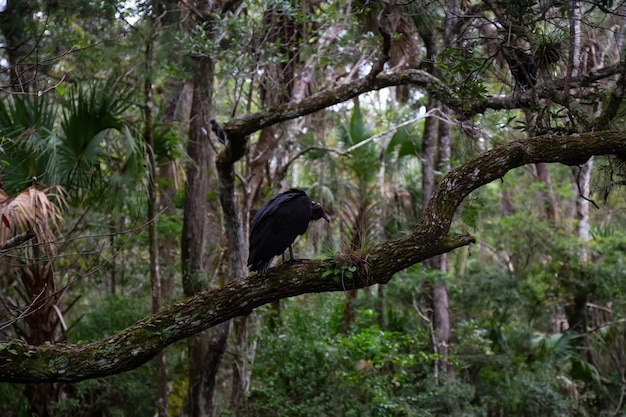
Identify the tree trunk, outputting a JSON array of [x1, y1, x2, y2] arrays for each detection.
[[143, 6, 168, 414], [182, 51, 219, 417], [421, 98, 438, 209], [422, 0, 459, 383], [536, 162, 559, 221], [211, 118, 248, 417], [20, 262, 64, 416], [422, 104, 452, 380], [0, 0, 37, 90]]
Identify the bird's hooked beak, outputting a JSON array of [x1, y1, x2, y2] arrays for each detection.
[[312, 201, 330, 223]]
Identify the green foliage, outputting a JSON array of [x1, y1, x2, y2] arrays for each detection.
[[69, 294, 150, 341], [338, 99, 379, 185], [51, 295, 187, 417], [0, 73, 145, 212], [0, 94, 56, 194], [246, 282, 585, 417], [246, 295, 446, 417], [435, 41, 489, 108], [460, 193, 484, 229], [386, 125, 421, 159], [321, 259, 358, 282], [0, 382, 31, 417], [52, 75, 143, 202]]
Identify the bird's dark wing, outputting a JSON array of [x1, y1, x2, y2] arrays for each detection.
[[248, 190, 312, 271], [250, 189, 307, 232]]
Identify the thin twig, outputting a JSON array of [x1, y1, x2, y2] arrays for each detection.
[[0, 231, 36, 253]]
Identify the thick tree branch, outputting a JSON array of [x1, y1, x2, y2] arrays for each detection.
[[225, 69, 441, 138], [1, 130, 625, 383]]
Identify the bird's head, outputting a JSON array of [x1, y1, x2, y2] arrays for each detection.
[[311, 202, 330, 223]]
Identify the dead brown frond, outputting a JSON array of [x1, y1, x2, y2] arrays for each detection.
[[379, 0, 419, 71], [0, 185, 66, 256]]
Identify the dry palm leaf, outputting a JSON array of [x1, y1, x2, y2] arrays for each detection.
[[0, 185, 66, 255]]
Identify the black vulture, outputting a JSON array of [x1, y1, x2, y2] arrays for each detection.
[[210, 119, 227, 144], [248, 189, 330, 274]]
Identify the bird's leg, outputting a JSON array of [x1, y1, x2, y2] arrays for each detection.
[[289, 244, 295, 262]]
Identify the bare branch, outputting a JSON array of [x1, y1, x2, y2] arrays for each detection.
[[0, 231, 36, 252]]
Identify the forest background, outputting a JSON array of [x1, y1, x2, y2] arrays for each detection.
[[1, 0, 626, 416]]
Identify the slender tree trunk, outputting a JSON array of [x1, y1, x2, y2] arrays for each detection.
[[568, 0, 589, 254], [535, 162, 559, 221], [421, 98, 437, 208], [228, 4, 305, 408], [573, 161, 592, 258], [568, 0, 581, 81], [159, 0, 191, 301], [143, 5, 168, 415], [427, 106, 452, 379], [421, 0, 459, 380], [420, 92, 441, 378]]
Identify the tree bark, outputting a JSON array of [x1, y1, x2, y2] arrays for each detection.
[[182, 51, 220, 417]]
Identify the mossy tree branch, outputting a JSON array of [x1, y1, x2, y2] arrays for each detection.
[[1, 130, 625, 383]]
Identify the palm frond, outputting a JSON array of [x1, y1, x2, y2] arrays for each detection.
[[0, 94, 56, 194], [51, 74, 137, 196], [0, 185, 66, 255]]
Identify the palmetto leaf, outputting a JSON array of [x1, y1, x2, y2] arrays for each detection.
[[0, 94, 56, 194], [50, 75, 137, 196]]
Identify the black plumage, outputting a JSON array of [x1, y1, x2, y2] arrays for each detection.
[[210, 119, 227, 144], [248, 189, 330, 274]]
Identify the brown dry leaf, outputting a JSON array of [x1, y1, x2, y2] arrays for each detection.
[[0, 185, 65, 255]]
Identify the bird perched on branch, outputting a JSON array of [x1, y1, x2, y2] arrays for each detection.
[[210, 119, 227, 144], [248, 189, 330, 274]]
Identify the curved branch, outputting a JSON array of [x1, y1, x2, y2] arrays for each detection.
[[1, 130, 625, 383], [224, 69, 442, 138], [222, 63, 624, 145]]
